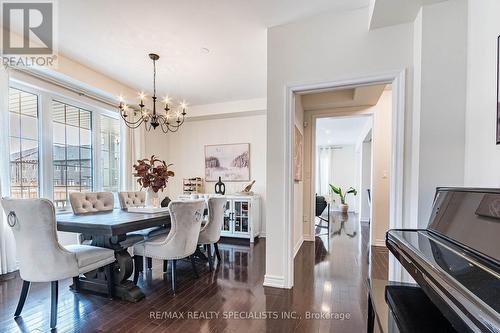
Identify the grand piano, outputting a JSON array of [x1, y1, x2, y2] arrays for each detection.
[[383, 187, 500, 333]]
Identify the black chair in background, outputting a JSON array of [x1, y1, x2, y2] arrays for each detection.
[[315, 195, 330, 236]]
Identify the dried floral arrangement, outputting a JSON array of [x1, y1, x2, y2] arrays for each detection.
[[133, 155, 175, 193]]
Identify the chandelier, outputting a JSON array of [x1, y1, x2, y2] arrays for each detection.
[[118, 53, 187, 133]]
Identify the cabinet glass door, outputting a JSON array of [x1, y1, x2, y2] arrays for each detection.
[[222, 200, 232, 232], [233, 200, 249, 234]]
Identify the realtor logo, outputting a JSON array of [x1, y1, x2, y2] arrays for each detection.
[[1, 1, 57, 67]]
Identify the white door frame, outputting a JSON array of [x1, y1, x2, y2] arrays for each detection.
[[283, 69, 406, 287]]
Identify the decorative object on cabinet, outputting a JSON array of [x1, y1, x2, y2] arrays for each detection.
[[205, 143, 250, 181], [215, 176, 226, 195], [133, 155, 174, 207], [235, 180, 255, 196], [183, 177, 203, 194], [221, 195, 260, 243], [294, 125, 303, 181]]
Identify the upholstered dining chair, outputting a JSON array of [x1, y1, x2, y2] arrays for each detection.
[[198, 197, 226, 271], [0, 198, 116, 330], [118, 191, 170, 270], [69, 192, 143, 248], [133, 200, 205, 293], [118, 191, 169, 239]]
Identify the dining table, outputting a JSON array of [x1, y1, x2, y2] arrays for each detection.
[[56, 209, 171, 302]]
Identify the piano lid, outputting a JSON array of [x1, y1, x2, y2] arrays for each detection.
[[389, 229, 500, 314], [428, 188, 500, 264]]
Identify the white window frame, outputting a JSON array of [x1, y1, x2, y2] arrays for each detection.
[[9, 77, 122, 208]]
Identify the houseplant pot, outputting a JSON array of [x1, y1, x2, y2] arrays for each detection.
[[339, 203, 349, 213]]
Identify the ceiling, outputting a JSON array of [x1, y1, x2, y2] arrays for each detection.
[[301, 84, 387, 111], [316, 117, 371, 146], [11, 0, 369, 105]]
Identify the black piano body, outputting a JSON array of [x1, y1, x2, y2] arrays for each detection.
[[386, 187, 500, 333]]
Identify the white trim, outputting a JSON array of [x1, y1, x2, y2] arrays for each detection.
[[293, 236, 304, 258], [263, 274, 287, 289], [258, 232, 266, 238], [283, 70, 407, 288], [373, 239, 386, 247], [360, 218, 370, 223], [303, 235, 315, 242]]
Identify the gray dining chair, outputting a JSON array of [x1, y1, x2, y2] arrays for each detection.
[[118, 191, 170, 270], [118, 191, 169, 239], [69, 192, 143, 248], [133, 200, 205, 293], [198, 197, 226, 271], [0, 198, 116, 330]]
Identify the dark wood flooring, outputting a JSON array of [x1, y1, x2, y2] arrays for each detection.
[[0, 212, 387, 332]]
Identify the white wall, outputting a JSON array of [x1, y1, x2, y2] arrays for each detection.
[[266, 7, 414, 287], [414, 0, 468, 227], [464, 0, 500, 187], [317, 145, 359, 211]]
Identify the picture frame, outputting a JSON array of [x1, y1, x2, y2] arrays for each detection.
[[205, 143, 250, 182]]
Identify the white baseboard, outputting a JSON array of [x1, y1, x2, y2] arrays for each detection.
[[263, 274, 287, 288], [293, 237, 304, 258], [372, 238, 386, 247], [359, 218, 370, 223], [258, 232, 266, 238]]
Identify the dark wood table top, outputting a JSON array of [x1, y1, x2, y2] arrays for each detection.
[[56, 209, 171, 236]]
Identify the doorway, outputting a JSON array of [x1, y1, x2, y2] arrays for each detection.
[[282, 71, 406, 289]]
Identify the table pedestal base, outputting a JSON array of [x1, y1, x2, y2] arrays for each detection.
[[71, 235, 145, 302]]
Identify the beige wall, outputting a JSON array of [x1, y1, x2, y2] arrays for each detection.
[[145, 112, 267, 234], [293, 95, 305, 254], [369, 90, 392, 246]]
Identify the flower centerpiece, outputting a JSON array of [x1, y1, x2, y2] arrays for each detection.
[[133, 155, 174, 207]]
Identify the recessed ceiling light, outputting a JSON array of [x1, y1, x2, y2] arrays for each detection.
[[201, 47, 210, 54]]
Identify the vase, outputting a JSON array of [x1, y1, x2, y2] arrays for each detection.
[[215, 176, 225, 195], [340, 204, 349, 213], [145, 187, 158, 207]]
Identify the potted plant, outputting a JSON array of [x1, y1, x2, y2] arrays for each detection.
[[133, 155, 174, 207], [329, 184, 357, 213]]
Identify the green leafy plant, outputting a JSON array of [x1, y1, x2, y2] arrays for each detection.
[[329, 184, 357, 205]]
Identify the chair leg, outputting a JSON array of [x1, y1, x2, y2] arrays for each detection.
[[14, 280, 30, 317], [214, 243, 221, 262], [190, 256, 199, 279], [207, 244, 214, 271], [105, 263, 114, 299], [171, 260, 177, 294], [50, 281, 58, 329], [146, 257, 152, 269], [72, 276, 80, 293], [133, 255, 143, 284], [163, 260, 168, 273]]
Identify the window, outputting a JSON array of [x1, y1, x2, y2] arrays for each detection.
[[52, 101, 93, 210], [100, 115, 120, 192], [8, 88, 39, 198]]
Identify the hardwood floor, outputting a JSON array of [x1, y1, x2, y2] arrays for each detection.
[[0, 213, 387, 332]]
